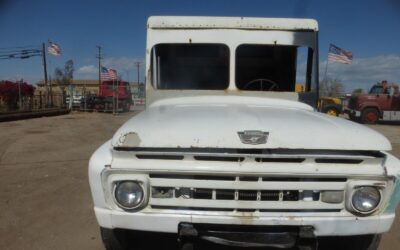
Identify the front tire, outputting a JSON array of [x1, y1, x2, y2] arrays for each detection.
[[100, 227, 128, 250], [318, 234, 381, 250], [361, 108, 379, 124]]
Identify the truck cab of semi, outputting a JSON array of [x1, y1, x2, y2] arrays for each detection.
[[89, 16, 400, 250], [346, 81, 400, 124], [96, 80, 132, 112]]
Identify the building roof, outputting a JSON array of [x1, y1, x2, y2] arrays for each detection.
[[148, 16, 318, 31], [36, 79, 99, 87], [36, 79, 141, 87]]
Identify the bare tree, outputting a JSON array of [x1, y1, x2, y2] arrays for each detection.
[[351, 88, 364, 96], [54, 60, 74, 106], [320, 77, 344, 97]]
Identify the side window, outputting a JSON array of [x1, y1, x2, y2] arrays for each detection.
[[295, 47, 308, 93]]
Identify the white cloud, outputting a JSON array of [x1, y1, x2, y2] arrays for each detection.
[[78, 65, 97, 74], [320, 55, 400, 92], [103, 57, 144, 72], [75, 65, 98, 79]]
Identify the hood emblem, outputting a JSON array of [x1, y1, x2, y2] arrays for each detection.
[[238, 130, 269, 145]]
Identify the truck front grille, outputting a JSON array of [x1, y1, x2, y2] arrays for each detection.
[[112, 148, 385, 214], [149, 174, 346, 213]]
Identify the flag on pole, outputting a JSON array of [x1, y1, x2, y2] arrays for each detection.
[[101, 66, 118, 81], [328, 44, 353, 64], [48, 42, 61, 56]]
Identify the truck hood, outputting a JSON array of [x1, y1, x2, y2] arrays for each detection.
[[112, 96, 391, 151]]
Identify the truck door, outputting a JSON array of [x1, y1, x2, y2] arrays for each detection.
[[389, 86, 400, 120], [378, 87, 393, 111]]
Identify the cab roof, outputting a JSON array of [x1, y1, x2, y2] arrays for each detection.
[[148, 16, 318, 31]]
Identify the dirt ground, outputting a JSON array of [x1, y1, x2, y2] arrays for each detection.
[[0, 112, 399, 250]]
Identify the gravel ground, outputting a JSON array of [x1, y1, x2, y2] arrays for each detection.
[[0, 112, 399, 250]]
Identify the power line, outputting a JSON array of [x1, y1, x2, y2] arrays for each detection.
[[0, 45, 41, 51], [0, 45, 42, 60]]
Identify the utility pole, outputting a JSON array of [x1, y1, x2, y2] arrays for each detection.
[[135, 62, 141, 85], [96, 45, 103, 89], [42, 43, 49, 107], [18, 79, 22, 110]]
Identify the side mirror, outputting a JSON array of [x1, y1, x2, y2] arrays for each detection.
[[389, 88, 395, 96]]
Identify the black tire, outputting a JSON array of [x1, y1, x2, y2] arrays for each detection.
[[122, 101, 130, 112], [361, 108, 379, 124], [318, 234, 381, 250], [349, 113, 358, 122], [321, 104, 342, 117], [100, 227, 129, 250], [322, 107, 339, 116]]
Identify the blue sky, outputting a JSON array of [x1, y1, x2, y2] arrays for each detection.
[[0, 0, 399, 91]]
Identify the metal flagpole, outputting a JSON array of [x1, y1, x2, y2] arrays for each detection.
[[116, 75, 119, 115], [112, 78, 115, 115], [322, 45, 331, 95], [41, 43, 49, 107], [323, 57, 330, 82]]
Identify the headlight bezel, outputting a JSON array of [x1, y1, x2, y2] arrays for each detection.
[[102, 171, 150, 212], [113, 180, 145, 211], [345, 180, 389, 216], [350, 186, 382, 215]]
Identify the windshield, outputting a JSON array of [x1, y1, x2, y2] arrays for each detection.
[[236, 45, 311, 91], [151, 43, 313, 92], [369, 86, 384, 94], [152, 44, 229, 90]]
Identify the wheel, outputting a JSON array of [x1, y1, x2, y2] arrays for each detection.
[[324, 107, 339, 116], [349, 114, 361, 123], [100, 227, 128, 250], [361, 108, 379, 124], [122, 101, 130, 112], [318, 234, 381, 250]]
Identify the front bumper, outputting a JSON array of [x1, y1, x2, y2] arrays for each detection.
[[94, 206, 395, 236], [344, 108, 361, 117]]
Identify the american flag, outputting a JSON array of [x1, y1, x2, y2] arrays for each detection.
[[101, 67, 117, 81], [328, 44, 353, 64], [48, 42, 61, 56]]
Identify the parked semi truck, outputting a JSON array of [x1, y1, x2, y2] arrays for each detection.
[[89, 16, 400, 250], [346, 81, 400, 124], [81, 80, 132, 112]]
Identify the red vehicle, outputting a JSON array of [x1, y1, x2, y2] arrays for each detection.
[[82, 80, 132, 112], [346, 81, 400, 124]]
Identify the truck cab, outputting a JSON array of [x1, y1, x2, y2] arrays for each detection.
[[97, 80, 132, 111], [347, 81, 400, 124], [89, 17, 400, 250]]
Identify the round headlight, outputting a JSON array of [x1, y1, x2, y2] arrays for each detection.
[[351, 186, 381, 214], [114, 181, 144, 210]]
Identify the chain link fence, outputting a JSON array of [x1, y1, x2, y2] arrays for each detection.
[[0, 93, 67, 113]]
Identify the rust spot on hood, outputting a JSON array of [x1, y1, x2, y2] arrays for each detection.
[[118, 132, 141, 147]]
